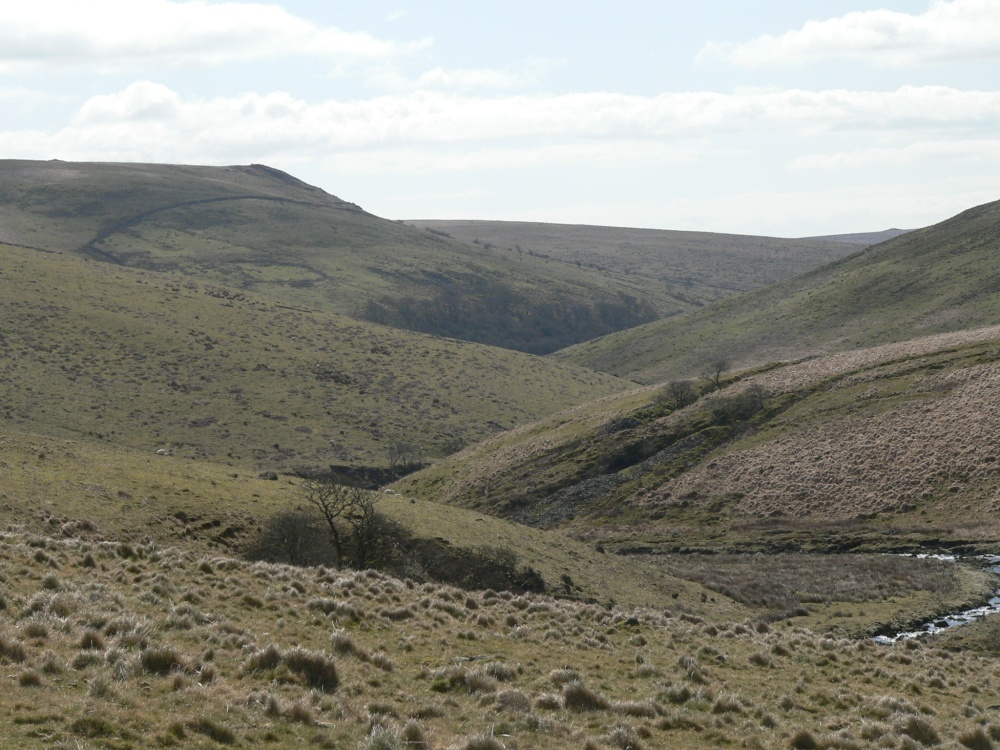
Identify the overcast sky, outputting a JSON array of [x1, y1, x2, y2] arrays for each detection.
[[2, 0, 999, 236]]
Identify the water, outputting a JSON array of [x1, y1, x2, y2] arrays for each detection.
[[874, 555, 1000, 644]]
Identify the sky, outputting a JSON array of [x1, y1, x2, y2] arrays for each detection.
[[1, 0, 999, 236]]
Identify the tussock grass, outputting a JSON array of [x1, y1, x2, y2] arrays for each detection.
[[0, 528, 995, 749]]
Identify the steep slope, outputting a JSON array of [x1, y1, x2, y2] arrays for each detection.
[[556, 198, 1000, 383], [0, 160, 666, 353], [397, 325, 1000, 553], [0, 243, 630, 470], [409, 218, 859, 305]]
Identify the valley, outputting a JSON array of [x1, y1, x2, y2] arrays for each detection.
[[1, 160, 1000, 749]]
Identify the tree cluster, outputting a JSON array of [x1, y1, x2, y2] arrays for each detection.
[[363, 281, 657, 355], [245, 478, 545, 594]]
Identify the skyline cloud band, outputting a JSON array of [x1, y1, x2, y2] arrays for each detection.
[[0, 0, 428, 72], [52, 82, 1000, 148], [701, 0, 1000, 66]]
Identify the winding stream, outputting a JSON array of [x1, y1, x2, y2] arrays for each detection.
[[874, 555, 1000, 644]]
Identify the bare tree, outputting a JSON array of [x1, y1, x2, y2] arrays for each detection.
[[387, 441, 419, 471], [703, 357, 730, 391], [300, 477, 352, 565], [300, 477, 404, 569]]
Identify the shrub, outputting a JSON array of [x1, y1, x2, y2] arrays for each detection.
[[188, 717, 236, 745], [18, 670, 42, 687], [244, 644, 282, 672], [79, 629, 106, 650], [496, 689, 531, 713], [790, 729, 819, 749], [535, 693, 562, 711], [899, 716, 941, 746], [460, 733, 505, 750], [958, 728, 994, 750], [0, 634, 28, 663], [282, 647, 339, 692], [141, 646, 186, 675], [606, 724, 643, 750], [563, 682, 610, 712], [401, 720, 429, 749], [363, 725, 403, 750]]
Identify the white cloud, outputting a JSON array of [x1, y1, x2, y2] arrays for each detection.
[[370, 66, 534, 92], [700, 0, 1000, 67], [321, 140, 700, 175], [2, 82, 998, 167], [0, 0, 428, 72]]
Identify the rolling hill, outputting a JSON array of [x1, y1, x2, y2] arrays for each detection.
[[396, 324, 1000, 553], [555, 198, 1000, 383], [0, 160, 666, 354], [408, 218, 860, 306], [0, 243, 630, 470]]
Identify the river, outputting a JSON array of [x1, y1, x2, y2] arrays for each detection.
[[874, 555, 1000, 644]]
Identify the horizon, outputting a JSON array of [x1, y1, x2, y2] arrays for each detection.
[[1, 1, 998, 236]]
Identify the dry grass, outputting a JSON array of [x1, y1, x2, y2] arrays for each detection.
[[657, 357, 1000, 525], [0, 530, 997, 749]]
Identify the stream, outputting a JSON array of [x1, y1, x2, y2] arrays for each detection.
[[874, 555, 1000, 644]]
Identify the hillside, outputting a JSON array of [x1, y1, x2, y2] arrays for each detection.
[[2, 525, 997, 750], [0, 159, 671, 354], [409, 218, 858, 305], [0, 243, 630, 470], [396, 325, 1000, 554], [556, 198, 1000, 383], [2, 419, 998, 749]]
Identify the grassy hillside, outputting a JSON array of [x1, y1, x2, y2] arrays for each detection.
[[0, 160, 672, 353], [0, 243, 630, 470], [2, 527, 997, 750], [397, 325, 1000, 554], [0, 423, 737, 615], [409, 219, 858, 306], [2, 423, 997, 748], [556, 198, 1000, 383]]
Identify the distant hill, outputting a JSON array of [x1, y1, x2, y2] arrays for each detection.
[[0, 243, 630, 471], [555, 198, 1000, 383], [408, 218, 859, 305], [396, 325, 1000, 554], [0, 159, 675, 354], [804, 228, 913, 245]]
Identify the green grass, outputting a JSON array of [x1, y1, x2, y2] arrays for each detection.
[[410, 218, 859, 309], [0, 159, 694, 353], [0, 242, 631, 470], [0, 422, 742, 615], [556, 198, 1000, 383]]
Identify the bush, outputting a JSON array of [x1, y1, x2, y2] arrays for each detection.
[[563, 681, 610, 711], [708, 385, 767, 425], [283, 647, 339, 692], [140, 646, 186, 675]]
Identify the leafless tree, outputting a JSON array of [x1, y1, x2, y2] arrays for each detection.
[[300, 477, 404, 569], [703, 356, 730, 391]]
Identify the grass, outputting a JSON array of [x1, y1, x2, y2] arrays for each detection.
[[0, 241, 630, 470], [0, 529, 998, 749], [556, 197, 1000, 383], [0, 420, 743, 615], [397, 328, 1000, 555], [409, 218, 859, 312], [0, 159, 711, 353]]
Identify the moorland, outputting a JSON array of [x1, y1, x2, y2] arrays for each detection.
[[1, 159, 1000, 749]]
